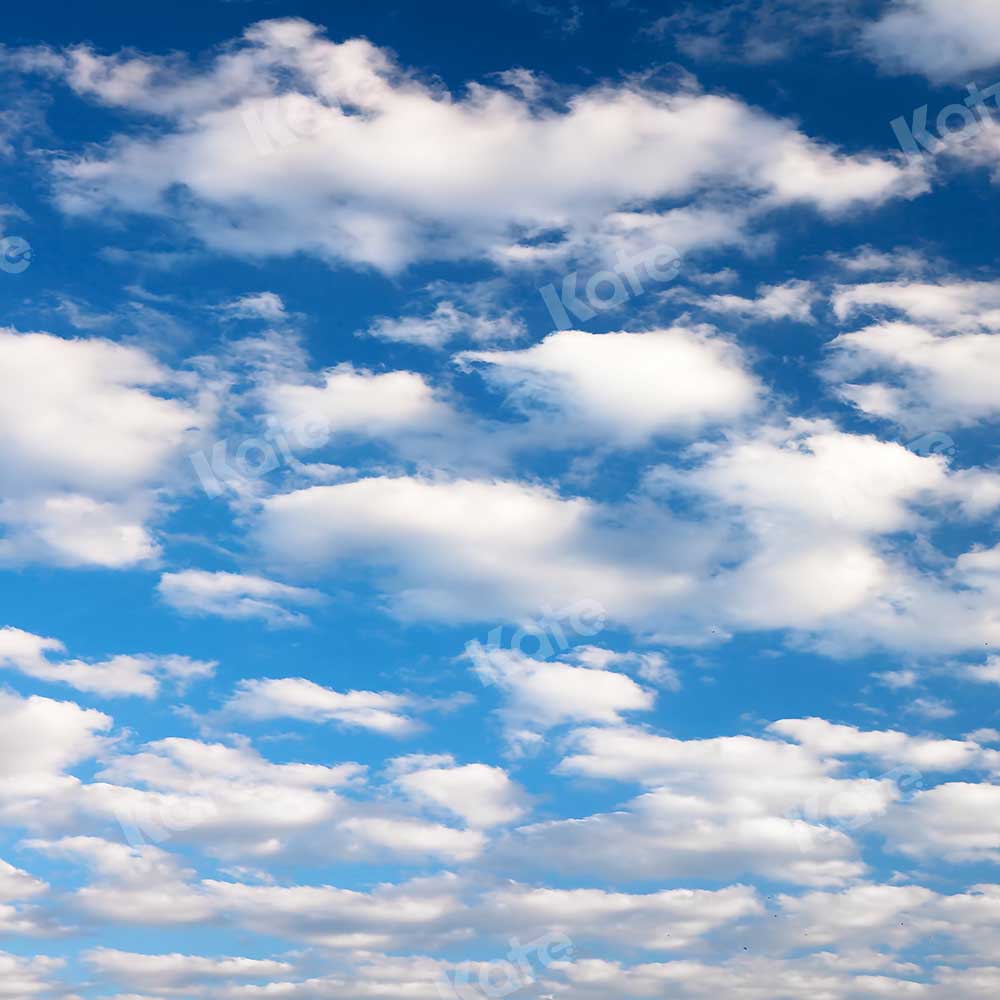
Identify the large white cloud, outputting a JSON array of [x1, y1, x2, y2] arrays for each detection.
[[0, 328, 206, 567], [250, 420, 1000, 656], [390, 756, 527, 829], [466, 644, 656, 751], [19, 19, 925, 272], [458, 327, 761, 445], [864, 0, 1000, 82], [827, 281, 1000, 428], [256, 475, 695, 623], [263, 363, 457, 442]]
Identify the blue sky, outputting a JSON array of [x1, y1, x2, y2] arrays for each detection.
[[3, 0, 1000, 996]]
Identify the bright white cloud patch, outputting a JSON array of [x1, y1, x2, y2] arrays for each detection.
[[0, 626, 215, 698], [864, 0, 1000, 82], [826, 281, 1000, 428], [256, 475, 692, 623], [458, 327, 761, 444], [0, 328, 205, 567], [20, 19, 925, 272], [224, 677, 424, 735], [158, 570, 323, 627], [263, 363, 456, 445], [466, 643, 656, 750]]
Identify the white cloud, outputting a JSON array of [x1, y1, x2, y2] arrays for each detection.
[[26, 20, 924, 273], [0, 691, 112, 824], [0, 328, 206, 567], [24, 836, 219, 925], [0, 859, 52, 936], [864, 0, 1000, 82], [770, 717, 998, 772], [200, 874, 466, 952], [832, 279, 1000, 329], [223, 677, 423, 735], [458, 327, 761, 445], [219, 291, 288, 321], [963, 656, 1000, 686], [649, 419, 1000, 653], [363, 301, 525, 349], [0, 952, 64, 998], [83, 738, 362, 860], [158, 570, 324, 627], [506, 786, 868, 887], [336, 816, 485, 862], [263, 363, 456, 446], [84, 947, 294, 991], [256, 475, 693, 624], [827, 319, 1000, 429], [0, 860, 46, 903], [466, 644, 655, 748], [391, 757, 527, 828], [879, 782, 1000, 862], [0, 626, 215, 698], [479, 882, 761, 951], [498, 722, 929, 886], [250, 424, 1000, 656], [696, 279, 818, 323]]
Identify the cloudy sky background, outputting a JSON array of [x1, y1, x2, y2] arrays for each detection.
[[3, 0, 1000, 995]]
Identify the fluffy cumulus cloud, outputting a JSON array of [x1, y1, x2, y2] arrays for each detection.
[[647, 419, 1000, 653], [14, 19, 926, 273], [826, 280, 1000, 428], [864, 0, 1000, 82], [458, 327, 761, 445], [466, 643, 656, 751], [263, 363, 457, 443], [256, 475, 695, 623], [0, 328, 206, 567], [247, 415, 1000, 655], [3, 692, 1000, 994], [389, 755, 527, 828]]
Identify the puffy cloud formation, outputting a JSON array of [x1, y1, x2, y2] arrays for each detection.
[[0, 626, 215, 698], [0, 328, 206, 567], [17, 19, 925, 273], [827, 280, 1000, 428], [458, 327, 761, 445], [864, 0, 1000, 82]]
